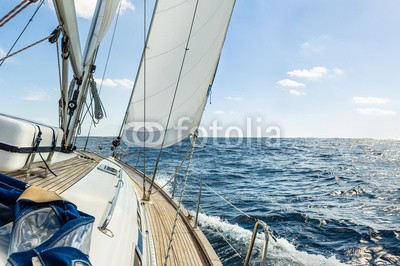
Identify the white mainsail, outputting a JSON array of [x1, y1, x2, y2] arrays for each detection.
[[123, 0, 235, 148]]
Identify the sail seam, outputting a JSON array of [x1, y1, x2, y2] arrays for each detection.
[[147, 0, 225, 60], [132, 2, 230, 104], [156, 0, 191, 14]]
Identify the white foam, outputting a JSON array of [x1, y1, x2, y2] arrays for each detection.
[[197, 213, 348, 266], [155, 172, 174, 192]]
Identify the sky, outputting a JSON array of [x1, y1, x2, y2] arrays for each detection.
[[0, 0, 399, 139]]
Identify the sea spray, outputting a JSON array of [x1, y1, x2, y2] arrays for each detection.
[[196, 213, 347, 266]]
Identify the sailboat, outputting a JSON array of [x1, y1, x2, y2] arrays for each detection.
[[0, 0, 272, 265]]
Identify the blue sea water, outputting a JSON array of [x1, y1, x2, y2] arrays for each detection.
[[77, 137, 400, 265]]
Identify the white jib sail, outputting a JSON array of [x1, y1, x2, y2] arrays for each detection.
[[123, 0, 235, 148], [83, 0, 122, 66]]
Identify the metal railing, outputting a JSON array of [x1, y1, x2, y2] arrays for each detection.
[[98, 170, 123, 237], [192, 177, 271, 265], [243, 220, 270, 266]]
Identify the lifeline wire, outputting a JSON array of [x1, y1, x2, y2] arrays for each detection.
[[183, 192, 244, 261], [197, 179, 309, 266], [164, 140, 195, 266]]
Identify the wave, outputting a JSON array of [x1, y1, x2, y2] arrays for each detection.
[[197, 213, 346, 266], [330, 185, 367, 197], [79, 137, 400, 265]]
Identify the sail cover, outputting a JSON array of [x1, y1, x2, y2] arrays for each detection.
[[122, 0, 235, 148]]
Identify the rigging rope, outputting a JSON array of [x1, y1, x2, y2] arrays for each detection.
[[0, 0, 44, 67], [72, 45, 99, 144], [38, 152, 57, 177], [0, 0, 32, 28], [201, 180, 256, 222], [0, 1, 26, 24], [78, 101, 96, 130], [67, 78, 75, 102], [147, 0, 200, 198], [142, 0, 148, 197], [181, 192, 244, 260], [56, 40, 64, 128], [150, 142, 194, 195], [194, 178, 310, 266], [84, 2, 122, 151], [164, 139, 195, 266], [0, 33, 52, 63]]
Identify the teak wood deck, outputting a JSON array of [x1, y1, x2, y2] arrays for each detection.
[[8, 152, 100, 194], [121, 161, 221, 266], [7, 151, 221, 266]]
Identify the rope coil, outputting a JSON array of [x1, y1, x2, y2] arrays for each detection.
[[89, 76, 106, 121]]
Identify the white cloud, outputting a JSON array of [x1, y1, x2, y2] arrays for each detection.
[[74, 1, 95, 19], [120, 0, 135, 13], [74, 0, 135, 19], [356, 108, 396, 116], [332, 68, 344, 75], [287, 66, 328, 79], [302, 41, 324, 54], [307, 113, 325, 117], [301, 36, 330, 53], [352, 97, 389, 105], [22, 90, 51, 101], [95, 78, 134, 89], [229, 111, 239, 114], [0, 47, 17, 64], [226, 96, 242, 101], [277, 79, 305, 88], [214, 110, 224, 114], [289, 89, 306, 96]]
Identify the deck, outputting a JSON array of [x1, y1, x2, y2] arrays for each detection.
[[121, 161, 221, 266], [8, 152, 100, 194], [6, 151, 221, 266]]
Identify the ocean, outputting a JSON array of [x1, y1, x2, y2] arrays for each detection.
[[77, 137, 400, 266]]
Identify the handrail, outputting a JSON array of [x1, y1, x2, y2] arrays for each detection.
[[98, 170, 123, 237], [243, 220, 270, 266]]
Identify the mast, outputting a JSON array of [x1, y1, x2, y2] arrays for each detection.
[[52, 0, 83, 78], [53, 0, 121, 150]]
